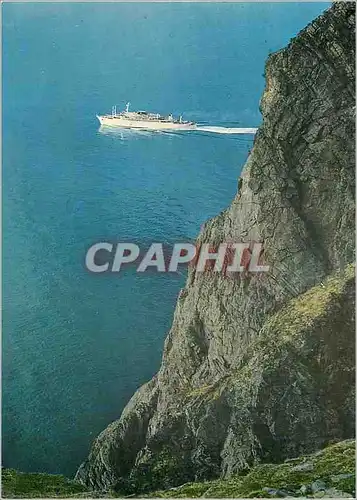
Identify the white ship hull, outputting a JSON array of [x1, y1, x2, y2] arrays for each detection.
[[97, 115, 196, 131]]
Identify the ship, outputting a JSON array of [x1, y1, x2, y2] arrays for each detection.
[[97, 103, 196, 131]]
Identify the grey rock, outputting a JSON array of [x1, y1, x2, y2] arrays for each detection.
[[313, 492, 325, 499], [291, 462, 314, 472], [330, 474, 354, 483], [299, 484, 309, 495], [76, 3, 356, 493], [323, 488, 353, 498], [262, 487, 288, 497], [311, 480, 327, 493]]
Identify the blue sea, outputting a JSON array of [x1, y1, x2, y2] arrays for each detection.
[[2, 2, 329, 477]]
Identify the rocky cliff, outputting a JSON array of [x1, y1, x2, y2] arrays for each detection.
[[76, 3, 355, 494]]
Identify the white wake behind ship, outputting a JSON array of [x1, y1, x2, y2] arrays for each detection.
[[97, 103, 196, 131]]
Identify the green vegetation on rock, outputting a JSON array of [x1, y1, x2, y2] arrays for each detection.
[[114, 446, 194, 495], [149, 440, 356, 498], [1, 469, 88, 498], [3, 440, 355, 498]]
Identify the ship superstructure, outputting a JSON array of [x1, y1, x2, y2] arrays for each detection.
[[97, 103, 196, 131]]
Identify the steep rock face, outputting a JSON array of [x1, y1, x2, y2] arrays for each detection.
[[76, 3, 355, 492]]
